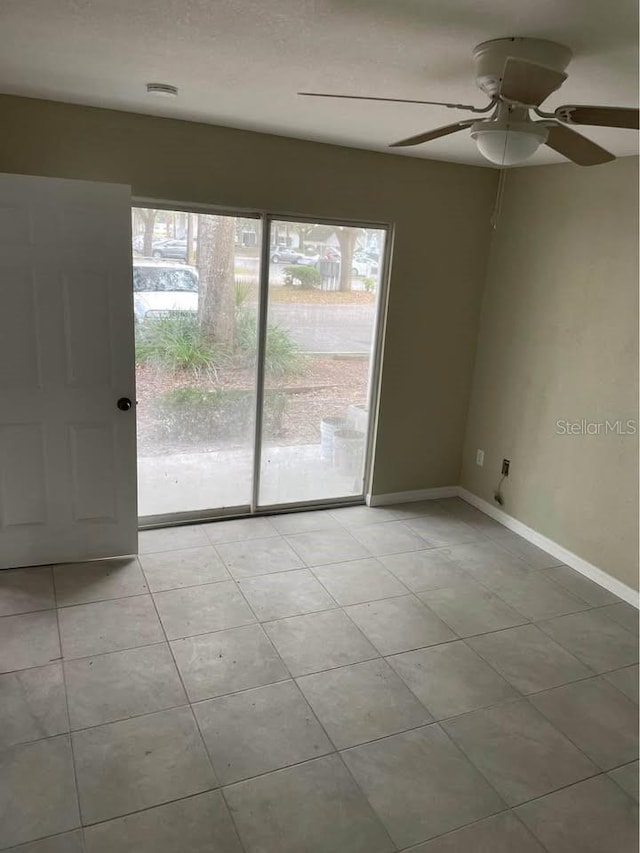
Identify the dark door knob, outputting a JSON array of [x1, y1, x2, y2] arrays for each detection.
[[117, 397, 133, 411]]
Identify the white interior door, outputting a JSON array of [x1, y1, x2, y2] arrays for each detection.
[[0, 173, 137, 569]]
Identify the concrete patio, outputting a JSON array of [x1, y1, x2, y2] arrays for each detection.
[[138, 444, 363, 516]]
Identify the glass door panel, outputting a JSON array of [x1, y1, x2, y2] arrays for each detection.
[[258, 220, 386, 506], [133, 207, 261, 518]]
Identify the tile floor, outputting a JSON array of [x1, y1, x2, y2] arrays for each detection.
[[1, 498, 638, 852]]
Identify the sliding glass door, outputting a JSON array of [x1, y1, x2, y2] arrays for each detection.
[[134, 208, 261, 518], [257, 219, 386, 507], [133, 206, 387, 521]]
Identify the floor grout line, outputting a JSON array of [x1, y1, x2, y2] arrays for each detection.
[[4, 561, 594, 618], [427, 717, 605, 834], [75, 788, 224, 831], [5, 752, 633, 853], [3, 593, 634, 678], [14, 656, 636, 756], [51, 581, 86, 851], [144, 576, 250, 853], [217, 568, 356, 774], [392, 809, 542, 853], [332, 750, 401, 852], [194, 566, 406, 850]]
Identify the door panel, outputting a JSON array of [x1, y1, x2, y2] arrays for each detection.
[[257, 219, 386, 507], [70, 424, 118, 521], [133, 209, 261, 519], [0, 423, 47, 525], [62, 272, 113, 386], [0, 271, 40, 387], [0, 174, 137, 569], [0, 204, 31, 245]]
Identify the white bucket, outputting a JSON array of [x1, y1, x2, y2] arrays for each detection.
[[320, 417, 348, 462], [347, 403, 368, 432], [334, 429, 365, 476]]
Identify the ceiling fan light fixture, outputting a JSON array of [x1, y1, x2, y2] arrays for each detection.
[[471, 121, 549, 166]]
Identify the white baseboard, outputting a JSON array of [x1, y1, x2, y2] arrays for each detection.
[[367, 483, 638, 608], [458, 488, 639, 609], [366, 486, 459, 506]]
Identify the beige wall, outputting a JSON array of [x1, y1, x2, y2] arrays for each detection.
[[1, 97, 637, 583], [0, 95, 497, 496], [462, 156, 639, 589]]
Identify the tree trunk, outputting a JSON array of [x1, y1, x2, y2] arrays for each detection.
[[186, 213, 196, 265], [197, 215, 236, 350], [334, 228, 358, 292], [295, 224, 313, 252], [139, 209, 158, 256]]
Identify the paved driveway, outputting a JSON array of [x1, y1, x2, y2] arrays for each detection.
[[268, 303, 376, 353]]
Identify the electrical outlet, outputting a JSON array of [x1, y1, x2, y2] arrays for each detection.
[[476, 449, 484, 467], [502, 458, 510, 476]]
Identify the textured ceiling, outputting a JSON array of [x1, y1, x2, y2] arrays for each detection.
[[0, 0, 638, 166]]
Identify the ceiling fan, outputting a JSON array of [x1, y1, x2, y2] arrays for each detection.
[[299, 37, 639, 166]]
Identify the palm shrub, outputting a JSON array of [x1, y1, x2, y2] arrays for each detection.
[[135, 300, 304, 379], [235, 309, 304, 378], [135, 314, 224, 376], [263, 323, 306, 378], [234, 277, 253, 308]]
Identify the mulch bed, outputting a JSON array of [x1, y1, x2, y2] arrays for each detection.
[[136, 357, 370, 455]]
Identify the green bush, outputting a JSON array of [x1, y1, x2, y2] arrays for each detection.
[[137, 309, 303, 379], [283, 265, 321, 289], [235, 310, 305, 378], [264, 323, 306, 377], [135, 314, 223, 375], [152, 386, 287, 443], [234, 308, 256, 353], [234, 277, 253, 308]]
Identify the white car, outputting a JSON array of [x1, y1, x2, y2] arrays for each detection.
[[351, 254, 379, 277], [132, 260, 199, 320]]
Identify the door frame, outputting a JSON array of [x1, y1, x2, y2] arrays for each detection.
[[133, 198, 393, 529]]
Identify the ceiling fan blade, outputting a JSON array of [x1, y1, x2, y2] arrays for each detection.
[[553, 105, 639, 129], [500, 57, 567, 106], [545, 123, 615, 165], [390, 120, 475, 147], [298, 92, 488, 111]]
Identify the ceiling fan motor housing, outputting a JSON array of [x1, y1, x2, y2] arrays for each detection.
[[473, 37, 573, 98]]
